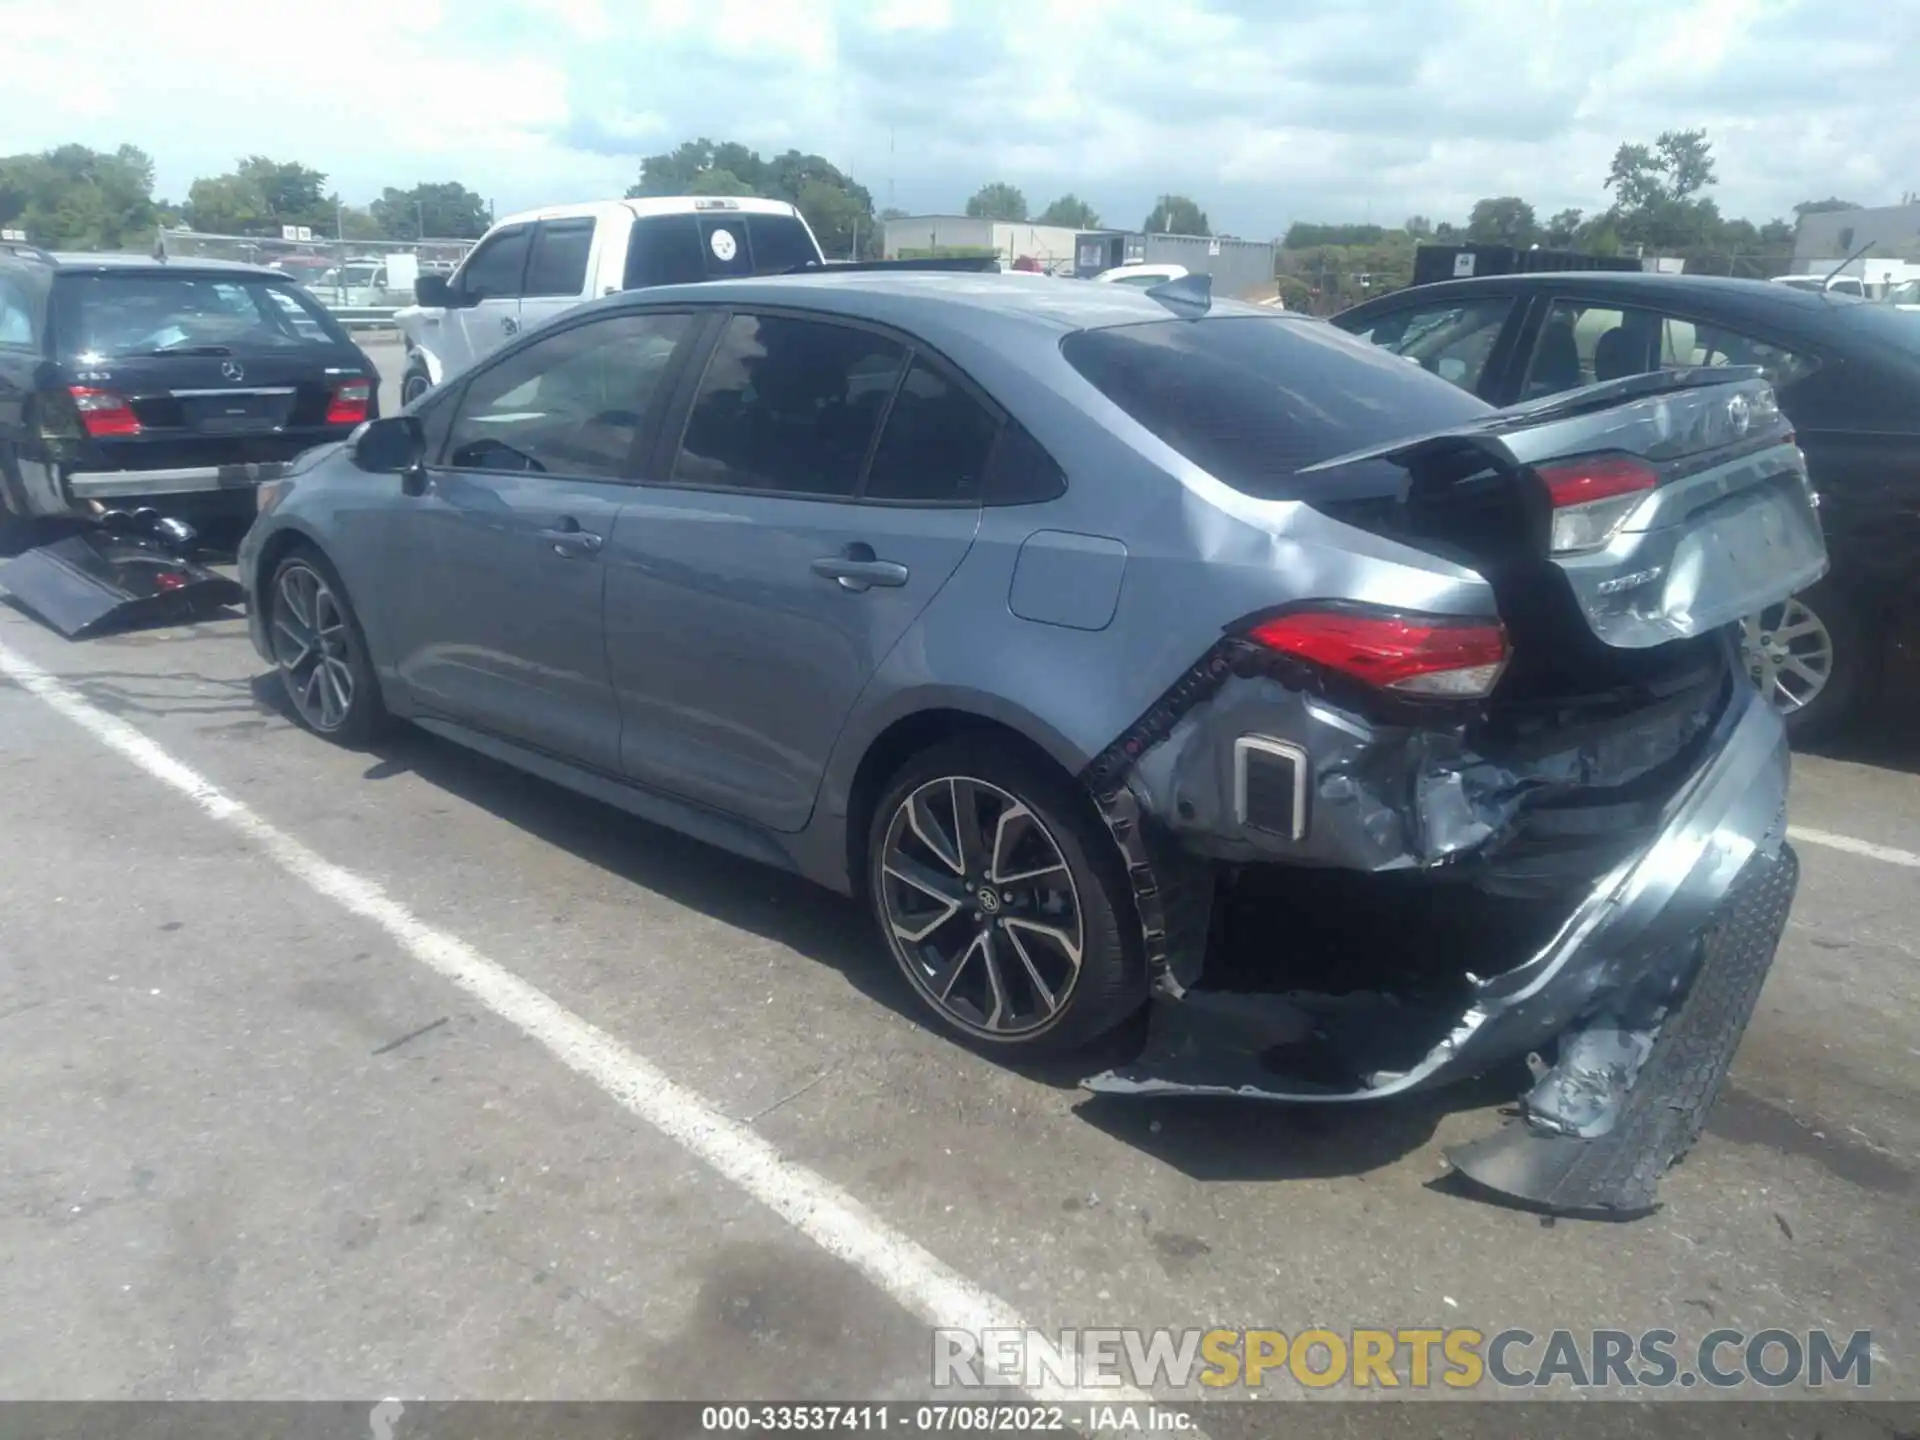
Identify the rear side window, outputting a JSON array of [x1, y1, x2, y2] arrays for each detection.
[[672, 313, 906, 496], [1061, 316, 1490, 499], [50, 273, 353, 357], [863, 358, 999, 502], [624, 211, 823, 290], [0, 269, 42, 350], [524, 220, 594, 298]]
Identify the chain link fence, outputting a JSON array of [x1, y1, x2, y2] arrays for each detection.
[[153, 230, 479, 326]]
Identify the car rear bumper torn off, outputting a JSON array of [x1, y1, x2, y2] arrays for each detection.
[[1080, 675, 1797, 1218]]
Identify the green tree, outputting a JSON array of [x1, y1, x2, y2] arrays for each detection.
[[1792, 197, 1863, 220], [1759, 218, 1795, 247], [186, 155, 333, 236], [627, 138, 875, 258], [1037, 193, 1099, 227], [1404, 215, 1433, 238], [1465, 196, 1537, 246], [0, 143, 158, 249], [1144, 194, 1209, 236], [370, 182, 490, 240], [1284, 221, 1384, 248], [966, 182, 1028, 222], [1603, 129, 1720, 247], [1543, 208, 1583, 246]]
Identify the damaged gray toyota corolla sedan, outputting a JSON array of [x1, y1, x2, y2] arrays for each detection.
[[240, 272, 1826, 1219]]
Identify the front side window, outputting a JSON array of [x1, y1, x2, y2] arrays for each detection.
[[1345, 296, 1514, 393], [524, 220, 594, 298], [443, 311, 694, 478], [457, 228, 530, 301], [863, 358, 1000, 503], [1525, 298, 1819, 400], [671, 314, 907, 496]]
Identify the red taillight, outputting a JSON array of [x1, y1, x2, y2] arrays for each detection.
[[1536, 453, 1658, 555], [1247, 609, 1511, 699], [68, 385, 140, 438], [1536, 454, 1658, 508], [326, 379, 372, 426]]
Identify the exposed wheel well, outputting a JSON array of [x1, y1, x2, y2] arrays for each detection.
[[844, 709, 1085, 897], [251, 529, 322, 612]]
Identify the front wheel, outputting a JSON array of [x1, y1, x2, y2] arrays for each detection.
[[267, 548, 388, 745], [1741, 579, 1866, 742], [866, 738, 1144, 1056], [400, 361, 432, 406]]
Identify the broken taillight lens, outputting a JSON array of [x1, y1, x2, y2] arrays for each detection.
[[1247, 609, 1511, 699], [1537, 453, 1658, 555], [68, 385, 141, 438], [326, 378, 372, 426]]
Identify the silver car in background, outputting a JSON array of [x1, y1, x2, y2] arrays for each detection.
[[240, 271, 1825, 1217]]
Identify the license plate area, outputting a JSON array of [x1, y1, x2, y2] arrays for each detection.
[[177, 390, 296, 434]]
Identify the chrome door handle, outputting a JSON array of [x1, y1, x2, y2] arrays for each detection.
[[812, 554, 909, 592], [502, 316, 520, 335], [538, 525, 602, 558]]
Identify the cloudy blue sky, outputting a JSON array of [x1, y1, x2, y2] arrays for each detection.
[[5, 0, 1916, 234]]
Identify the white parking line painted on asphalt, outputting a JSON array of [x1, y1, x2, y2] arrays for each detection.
[[0, 640, 1175, 1428], [1789, 826, 1920, 870]]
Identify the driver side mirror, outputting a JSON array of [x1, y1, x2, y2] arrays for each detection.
[[352, 415, 428, 494], [414, 273, 454, 306]]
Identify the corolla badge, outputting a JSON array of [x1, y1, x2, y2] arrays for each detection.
[[220, 359, 245, 382]]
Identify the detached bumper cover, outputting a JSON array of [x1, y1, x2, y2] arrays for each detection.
[[1082, 682, 1797, 1215], [0, 530, 244, 638]]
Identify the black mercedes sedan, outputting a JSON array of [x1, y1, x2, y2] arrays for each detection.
[[1334, 272, 1920, 739]]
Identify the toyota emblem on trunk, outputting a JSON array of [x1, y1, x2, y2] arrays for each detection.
[[221, 360, 245, 382]]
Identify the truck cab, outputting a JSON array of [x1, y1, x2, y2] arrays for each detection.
[[394, 197, 826, 403]]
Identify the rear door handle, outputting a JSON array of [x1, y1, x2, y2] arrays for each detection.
[[812, 544, 909, 592], [538, 519, 602, 558], [502, 315, 520, 335]]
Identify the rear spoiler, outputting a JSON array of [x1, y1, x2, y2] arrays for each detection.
[[1296, 366, 1776, 477], [779, 256, 1001, 276]]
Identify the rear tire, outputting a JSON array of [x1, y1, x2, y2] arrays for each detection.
[[1743, 579, 1866, 743], [866, 736, 1145, 1057], [266, 545, 389, 746]]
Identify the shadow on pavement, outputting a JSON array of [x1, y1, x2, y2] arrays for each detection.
[[248, 673, 1490, 1185]]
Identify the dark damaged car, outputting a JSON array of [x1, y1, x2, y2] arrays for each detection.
[[237, 272, 1826, 1217]]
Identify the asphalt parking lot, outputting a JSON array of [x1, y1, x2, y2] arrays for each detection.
[[1, 335, 1916, 1412]]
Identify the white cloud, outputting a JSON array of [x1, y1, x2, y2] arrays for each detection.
[[3, 0, 1915, 234]]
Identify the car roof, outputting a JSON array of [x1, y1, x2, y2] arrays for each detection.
[[496, 196, 807, 228], [1349, 269, 1858, 322], [598, 269, 1284, 343], [44, 251, 285, 278]]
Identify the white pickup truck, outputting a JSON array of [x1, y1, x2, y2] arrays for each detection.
[[394, 196, 826, 403]]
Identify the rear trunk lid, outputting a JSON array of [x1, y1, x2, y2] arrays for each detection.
[[1299, 367, 1827, 652]]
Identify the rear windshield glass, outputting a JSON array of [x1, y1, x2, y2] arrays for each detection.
[[624, 211, 823, 289], [1061, 315, 1493, 499], [53, 273, 353, 357]]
